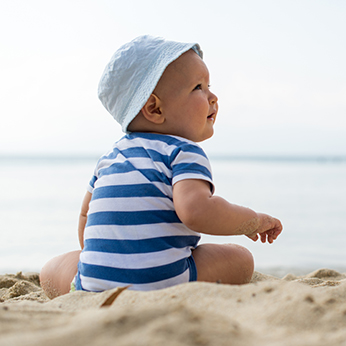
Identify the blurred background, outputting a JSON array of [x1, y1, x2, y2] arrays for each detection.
[[1, 0, 345, 276]]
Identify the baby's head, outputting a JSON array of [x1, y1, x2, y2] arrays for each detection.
[[98, 35, 218, 142]]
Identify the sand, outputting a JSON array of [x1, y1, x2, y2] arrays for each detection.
[[1, 269, 346, 346]]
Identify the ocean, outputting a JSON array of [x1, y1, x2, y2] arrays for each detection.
[[1, 155, 345, 277]]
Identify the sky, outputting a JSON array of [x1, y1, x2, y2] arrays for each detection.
[[1, 0, 345, 157]]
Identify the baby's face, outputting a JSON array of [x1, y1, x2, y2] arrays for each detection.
[[154, 50, 218, 142]]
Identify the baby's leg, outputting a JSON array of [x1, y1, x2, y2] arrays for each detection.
[[192, 243, 254, 285], [40, 250, 81, 299]]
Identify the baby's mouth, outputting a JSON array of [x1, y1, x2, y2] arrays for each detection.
[[207, 113, 215, 121]]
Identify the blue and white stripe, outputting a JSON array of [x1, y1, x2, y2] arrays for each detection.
[[76, 132, 214, 291]]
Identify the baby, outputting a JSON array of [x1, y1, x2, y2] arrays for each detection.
[[40, 35, 283, 298]]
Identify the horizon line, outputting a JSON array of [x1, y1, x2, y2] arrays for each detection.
[[0, 153, 346, 163]]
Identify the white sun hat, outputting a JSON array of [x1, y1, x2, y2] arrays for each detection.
[[98, 35, 203, 133]]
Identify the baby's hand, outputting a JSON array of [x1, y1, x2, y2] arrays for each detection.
[[246, 213, 283, 244]]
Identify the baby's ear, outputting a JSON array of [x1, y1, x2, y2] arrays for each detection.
[[141, 94, 165, 124]]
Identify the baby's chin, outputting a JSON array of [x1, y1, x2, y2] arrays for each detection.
[[191, 131, 215, 143]]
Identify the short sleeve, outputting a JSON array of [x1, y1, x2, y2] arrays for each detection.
[[87, 162, 99, 193], [171, 143, 214, 194], [87, 175, 97, 193]]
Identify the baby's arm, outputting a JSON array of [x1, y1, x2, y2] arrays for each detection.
[[78, 191, 92, 249], [173, 179, 282, 243]]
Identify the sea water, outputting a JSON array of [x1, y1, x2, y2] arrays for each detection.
[[0, 156, 345, 277]]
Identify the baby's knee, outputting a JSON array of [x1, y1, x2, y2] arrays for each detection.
[[241, 246, 254, 283], [235, 244, 254, 265], [227, 244, 254, 284], [193, 243, 254, 285], [40, 261, 59, 299], [40, 251, 80, 299], [40, 257, 64, 299]]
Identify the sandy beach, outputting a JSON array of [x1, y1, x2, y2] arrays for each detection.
[[1, 269, 346, 346]]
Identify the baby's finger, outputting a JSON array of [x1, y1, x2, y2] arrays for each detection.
[[272, 227, 282, 239], [246, 233, 259, 242], [267, 234, 274, 244], [268, 230, 276, 239], [260, 233, 267, 243]]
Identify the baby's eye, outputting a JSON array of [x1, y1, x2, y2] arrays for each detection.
[[193, 84, 202, 91]]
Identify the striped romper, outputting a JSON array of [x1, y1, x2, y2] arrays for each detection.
[[75, 132, 214, 291]]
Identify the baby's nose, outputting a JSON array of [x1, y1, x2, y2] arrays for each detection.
[[209, 92, 218, 104]]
